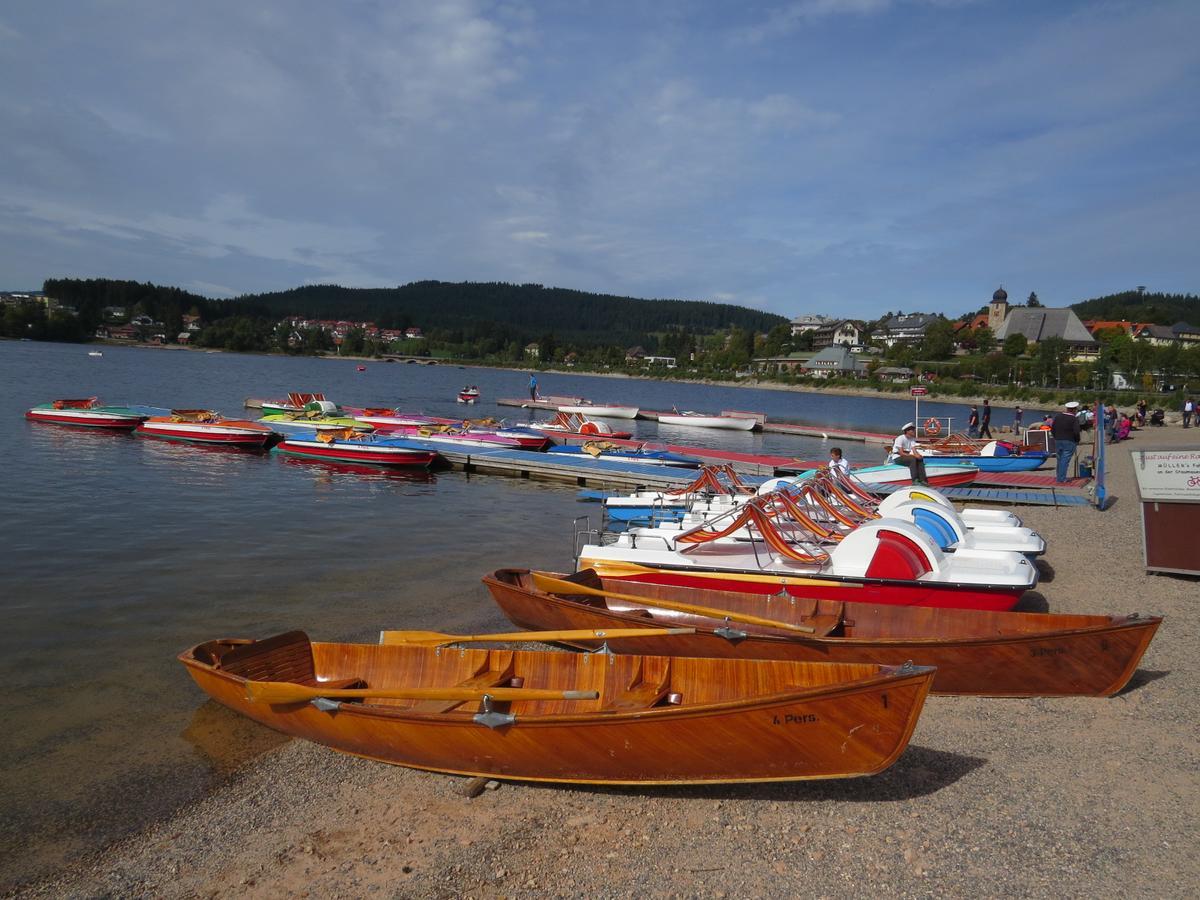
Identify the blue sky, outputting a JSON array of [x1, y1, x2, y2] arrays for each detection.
[[1, 0, 1197, 319]]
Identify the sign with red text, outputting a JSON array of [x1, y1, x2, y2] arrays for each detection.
[[1131, 449, 1200, 502], [910, 387, 927, 396]]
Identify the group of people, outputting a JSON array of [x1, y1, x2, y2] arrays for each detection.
[[964, 399, 1031, 437]]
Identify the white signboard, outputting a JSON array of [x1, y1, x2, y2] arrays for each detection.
[[1131, 449, 1200, 502]]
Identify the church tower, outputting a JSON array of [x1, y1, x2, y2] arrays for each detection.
[[988, 287, 1009, 332]]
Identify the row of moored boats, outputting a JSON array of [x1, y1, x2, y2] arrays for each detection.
[[177, 462, 1157, 787], [31, 393, 1148, 786]]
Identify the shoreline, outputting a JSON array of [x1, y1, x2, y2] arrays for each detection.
[[39, 338, 1166, 413], [18, 428, 1200, 898]]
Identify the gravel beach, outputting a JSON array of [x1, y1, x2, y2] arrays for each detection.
[[19, 429, 1199, 899]]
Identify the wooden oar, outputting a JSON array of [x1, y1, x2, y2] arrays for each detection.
[[531, 573, 816, 635], [378, 627, 697, 647], [245, 681, 598, 705]]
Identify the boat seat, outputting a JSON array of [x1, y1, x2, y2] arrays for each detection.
[[601, 657, 673, 711], [410, 654, 518, 714], [803, 615, 843, 638], [602, 681, 672, 711]]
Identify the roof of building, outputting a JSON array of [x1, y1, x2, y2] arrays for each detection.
[[790, 314, 834, 326], [802, 346, 869, 371], [876, 313, 941, 332], [993, 307, 1098, 345], [1134, 324, 1177, 341], [1172, 321, 1200, 336], [992, 287, 1008, 302], [1085, 319, 1142, 335]]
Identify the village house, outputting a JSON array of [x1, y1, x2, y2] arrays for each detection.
[[789, 314, 834, 336], [874, 312, 941, 347], [810, 320, 862, 349], [988, 287, 1098, 358], [800, 345, 870, 379]]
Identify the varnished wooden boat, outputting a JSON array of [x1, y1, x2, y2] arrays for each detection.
[[179, 630, 934, 784], [482, 569, 1161, 697]]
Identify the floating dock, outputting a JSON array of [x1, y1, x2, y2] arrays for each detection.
[[397, 439, 695, 490], [497, 398, 895, 445]]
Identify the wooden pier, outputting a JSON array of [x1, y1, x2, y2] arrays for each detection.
[[496, 398, 894, 445], [398, 440, 693, 490]]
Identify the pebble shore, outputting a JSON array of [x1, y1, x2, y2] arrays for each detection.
[[19, 430, 1199, 899]]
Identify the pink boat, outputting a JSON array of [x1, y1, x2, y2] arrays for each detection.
[[359, 422, 524, 449]]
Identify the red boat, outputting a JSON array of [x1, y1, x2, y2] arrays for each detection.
[[272, 434, 438, 468], [25, 398, 146, 430], [136, 411, 274, 448]]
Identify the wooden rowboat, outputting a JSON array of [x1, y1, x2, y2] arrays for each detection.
[[179, 630, 934, 784], [482, 569, 1162, 697]]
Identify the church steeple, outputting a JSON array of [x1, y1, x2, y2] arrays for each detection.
[[988, 286, 1009, 332]]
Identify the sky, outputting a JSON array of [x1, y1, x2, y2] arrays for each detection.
[[1, 0, 1197, 320]]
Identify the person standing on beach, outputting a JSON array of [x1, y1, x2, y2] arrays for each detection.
[[1013, 405, 1024, 434], [828, 447, 849, 476], [1051, 401, 1083, 483], [888, 423, 928, 485], [529, 373, 539, 401], [980, 399, 993, 439], [1184, 397, 1194, 428], [967, 405, 980, 438]]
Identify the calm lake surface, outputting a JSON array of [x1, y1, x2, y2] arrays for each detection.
[[0, 341, 1038, 888]]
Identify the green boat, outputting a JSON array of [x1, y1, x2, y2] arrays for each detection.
[[259, 400, 374, 436]]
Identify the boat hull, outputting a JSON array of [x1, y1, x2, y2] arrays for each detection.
[[180, 634, 933, 784], [657, 415, 758, 431], [840, 464, 979, 488], [484, 570, 1161, 697], [136, 421, 273, 447], [558, 405, 640, 419], [25, 408, 144, 429], [923, 455, 1047, 473], [575, 556, 1025, 611], [272, 440, 437, 468]]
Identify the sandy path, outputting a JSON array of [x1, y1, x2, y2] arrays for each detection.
[[20, 429, 1199, 899]]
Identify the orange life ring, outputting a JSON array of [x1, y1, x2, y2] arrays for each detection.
[[923, 417, 942, 436]]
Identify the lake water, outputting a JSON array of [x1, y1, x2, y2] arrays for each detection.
[[0, 341, 1039, 889]]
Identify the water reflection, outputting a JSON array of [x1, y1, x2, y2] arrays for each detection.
[[134, 434, 271, 485], [275, 453, 438, 489], [181, 700, 290, 773]]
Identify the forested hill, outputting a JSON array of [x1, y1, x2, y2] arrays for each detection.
[[36, 278, 786, 349], [240, 282, 787, 346], [1070, 290, 1200, 324]]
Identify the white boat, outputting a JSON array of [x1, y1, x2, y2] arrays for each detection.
[[657, 412, 757, 431], [878, 485, 1022, 528], [557, 403, 640, 419], [87, 350, 104, 357], [529, 411, 630, 438], [578, 510, 1037, 612]]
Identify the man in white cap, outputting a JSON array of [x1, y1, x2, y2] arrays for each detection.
[[888, 422, 928, 485], [1051, 401, 1083, 483]]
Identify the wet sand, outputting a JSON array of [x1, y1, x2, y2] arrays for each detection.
[[20, 429, 1199, 899]]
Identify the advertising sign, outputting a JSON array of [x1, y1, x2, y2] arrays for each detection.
[[1131, 449, 1200, 502]]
